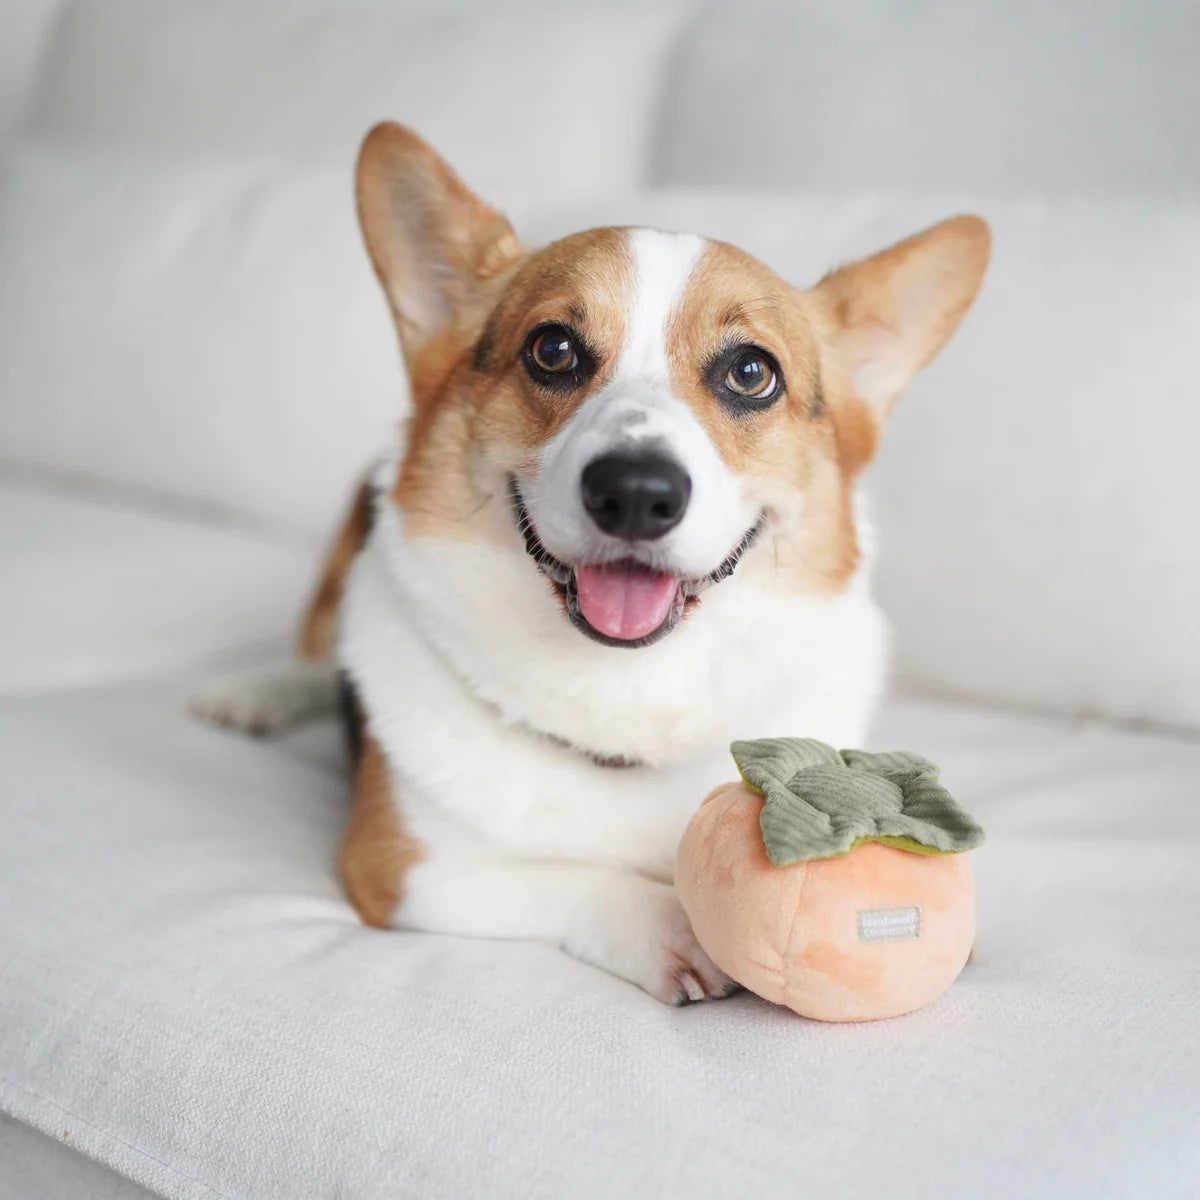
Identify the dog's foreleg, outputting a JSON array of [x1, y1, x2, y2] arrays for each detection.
[[395, 856, 738, 1006], [192, 474, 376, 737], [190, 660, 339, 736]]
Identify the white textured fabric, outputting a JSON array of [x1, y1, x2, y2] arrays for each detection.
[[0, 473, 312, 696], [1, 681, 1198, 1199], [526, 191, 1200, 730], [1, 1115, 159, 1200], [25, 0, 683, 200], [655, 0, 1200, 196], [0, 146, 403, 536]]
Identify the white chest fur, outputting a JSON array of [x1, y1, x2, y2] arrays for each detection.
[[338, 496, 887, 878]]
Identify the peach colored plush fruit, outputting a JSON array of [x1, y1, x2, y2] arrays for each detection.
[[676, 781, 976, 1022]]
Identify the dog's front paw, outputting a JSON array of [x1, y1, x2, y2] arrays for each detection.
[[190, 664, 338, 737], [575, 878, 739, 1006]]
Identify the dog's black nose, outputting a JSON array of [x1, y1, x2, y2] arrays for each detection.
[[580, 453, 692, 540]]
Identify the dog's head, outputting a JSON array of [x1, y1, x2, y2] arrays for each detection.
[[357, 123, 989, 651]]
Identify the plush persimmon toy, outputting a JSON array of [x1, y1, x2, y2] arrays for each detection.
[[676, 739, 985, 1022]]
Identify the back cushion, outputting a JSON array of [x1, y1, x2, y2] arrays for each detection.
[[0, 0, 62, 151], [0, 0, 686, 537], [0, 146, 402, 537], [525, 191, 1200, 731], [655, 0, 1200, 196], [24, 0, 685, 202]]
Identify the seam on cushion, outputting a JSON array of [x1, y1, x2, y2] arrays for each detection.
[[892, 676, 1200, 746], [0, 1076, 233, 1200], [0, 456, 320, 553], [0, 1115, 171, 1200]]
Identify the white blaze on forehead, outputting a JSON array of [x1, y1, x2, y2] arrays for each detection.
[[525, 227, 759, 578], [616, 229, 706, 381]]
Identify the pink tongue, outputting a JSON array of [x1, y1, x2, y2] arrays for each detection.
[[575, 563, 680, 641]]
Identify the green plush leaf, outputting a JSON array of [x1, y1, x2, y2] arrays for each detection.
[[730, 738, 985, 866], [730, 737, 842, 794], [840, 748, 939, 777]]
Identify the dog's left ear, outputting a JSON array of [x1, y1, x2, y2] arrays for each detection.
[[812, 215, 991, 420]]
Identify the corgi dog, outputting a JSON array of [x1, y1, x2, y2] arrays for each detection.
[[197, 124, 989, 1004]]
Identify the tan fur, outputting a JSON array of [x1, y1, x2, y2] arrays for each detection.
[[356, 122, 522, 363], [812, 215, 992, 423], [666, 241, 860, 591], [297, 473, 424, 921], [391, 229, 636, 540], [340, 734, 423, 928], [328, 126, 990, 931], [354, 124, 987, 598], [298, 476, 376, 661]]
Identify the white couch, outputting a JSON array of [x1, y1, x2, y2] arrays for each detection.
[[2, 3, 1198, 1197]]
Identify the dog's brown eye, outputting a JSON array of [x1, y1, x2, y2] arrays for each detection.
[[523, 322, 595, 391], [529, 326, 578, 374], [710, 344, 784, 415], [725, 350, 777, 399]]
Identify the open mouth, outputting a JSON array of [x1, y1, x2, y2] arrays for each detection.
[[509, 477, 765, 649]]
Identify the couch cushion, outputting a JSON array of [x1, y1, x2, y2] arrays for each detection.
[[0, 1115, 158, 1200], [0, 0, 61, 152], [655, 0, 1200, 196], [1, 680, 1198, 1198], [8, 167, 1200, 729], [525, 190, 1200, 732], [24, 0, 684, 201], [0, 145, 404, 538], [0, 470, 313, 696]]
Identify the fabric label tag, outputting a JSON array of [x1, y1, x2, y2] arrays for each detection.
[[857, 905, 922, 943]]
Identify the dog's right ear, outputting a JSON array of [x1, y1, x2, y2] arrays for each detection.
[[356, 123, 522, 360]]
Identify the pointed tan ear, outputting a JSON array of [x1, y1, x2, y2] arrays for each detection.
[[355, 122, 523, 359], [812, 215, 991, 417]]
